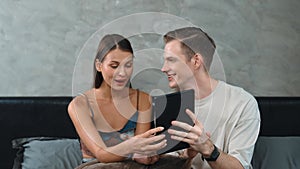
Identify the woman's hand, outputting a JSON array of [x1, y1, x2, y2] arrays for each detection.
[[186, 148, 198, 159], [132, 153, 160, 165], [128, 127, 167, 155]]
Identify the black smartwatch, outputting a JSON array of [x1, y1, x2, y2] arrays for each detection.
[[203, 144, 220, 161]]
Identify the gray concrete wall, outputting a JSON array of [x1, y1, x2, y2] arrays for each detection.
[[1, 0, 299, 96]]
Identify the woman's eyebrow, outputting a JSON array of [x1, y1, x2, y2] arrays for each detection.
[[109, 61, 120, 64]]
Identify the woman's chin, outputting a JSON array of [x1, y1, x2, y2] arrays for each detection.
[[111, 84, 127, 90]]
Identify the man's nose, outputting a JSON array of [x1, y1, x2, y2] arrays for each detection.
[[161, 62, 168, 73]]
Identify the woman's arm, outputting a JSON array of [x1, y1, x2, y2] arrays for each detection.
[[68, 94, 166, 163], [135, 90, 152, 135], [132, 91, 157, 164], [68, 96, 129, 162]]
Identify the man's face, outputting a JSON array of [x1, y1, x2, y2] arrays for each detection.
[[161, 40, 194, 89]]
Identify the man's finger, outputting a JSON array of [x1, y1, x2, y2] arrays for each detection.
[[170, 135, 193, 145], [186, 109, 203, 128], [171, 120, 193, 131], [168, 128, 188, 137]]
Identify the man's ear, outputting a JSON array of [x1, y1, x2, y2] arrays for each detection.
[[95, 59, 102, 72], [191, 53, 204, 70]]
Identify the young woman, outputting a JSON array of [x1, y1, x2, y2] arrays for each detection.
[[68, 34, 167, 166]]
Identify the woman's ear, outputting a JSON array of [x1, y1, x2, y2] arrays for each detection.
[[95, 59, 102, 72]]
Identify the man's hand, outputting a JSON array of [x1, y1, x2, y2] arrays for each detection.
[[168, 109, 211, 156]]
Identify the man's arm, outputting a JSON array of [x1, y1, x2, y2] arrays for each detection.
[[190, 140, 243, 169], [168, 109, 247, 169]]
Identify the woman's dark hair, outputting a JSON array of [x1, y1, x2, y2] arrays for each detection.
[[94, 34, 133, 88]]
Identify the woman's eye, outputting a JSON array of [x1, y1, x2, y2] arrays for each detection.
[[110, 65, 118, 69], [125, 62, 133, 68]]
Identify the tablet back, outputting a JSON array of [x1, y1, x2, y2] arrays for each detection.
[[151, 89, 194, 154]]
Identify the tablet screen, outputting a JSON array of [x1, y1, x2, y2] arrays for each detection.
[[151, 89, 194, 154]]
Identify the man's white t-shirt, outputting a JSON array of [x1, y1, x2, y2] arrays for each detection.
[[191, 81, 260, 169]]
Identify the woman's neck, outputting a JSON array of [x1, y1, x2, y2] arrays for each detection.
[[96, 83, 130, 101]]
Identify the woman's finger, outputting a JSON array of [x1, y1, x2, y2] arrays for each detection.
[[137, 139, 167, 154], [140, 127, 164, 137], [141, 134, 166, 146]]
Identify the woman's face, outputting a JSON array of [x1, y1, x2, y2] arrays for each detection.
[[97, 48, 133, 90]]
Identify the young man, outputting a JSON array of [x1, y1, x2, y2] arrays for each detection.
[[161, 27, 260, 169]]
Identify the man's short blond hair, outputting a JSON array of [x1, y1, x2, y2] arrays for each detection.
[[163, 27, 216, 71]]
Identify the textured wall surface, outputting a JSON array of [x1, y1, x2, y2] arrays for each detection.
[[0, 0, 299, 96]]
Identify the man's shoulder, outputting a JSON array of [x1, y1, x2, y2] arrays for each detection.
[[220, 81, 256, 103], [219, 81, 259, 119]]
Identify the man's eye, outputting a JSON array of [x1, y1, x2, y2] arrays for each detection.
[[167, 58, 176, 62]]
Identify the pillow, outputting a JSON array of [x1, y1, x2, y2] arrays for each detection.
[[75, 154, 191, 169], [12, 137, 82, 169], [251, 136, 300, 169]]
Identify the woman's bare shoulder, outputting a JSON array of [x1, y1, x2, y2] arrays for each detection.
[[132, 89, 151, 111], [68, 89, 94, 113], [139, 90, 151, 99]]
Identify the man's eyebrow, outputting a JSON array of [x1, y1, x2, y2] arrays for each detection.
[[164, 55, 177, 60], [164, 53, 172, 57]]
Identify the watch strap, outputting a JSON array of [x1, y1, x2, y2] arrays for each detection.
[[203, 144, 220, 161]]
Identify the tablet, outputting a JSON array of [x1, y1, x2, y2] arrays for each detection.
[[151, 89, 195, 154]]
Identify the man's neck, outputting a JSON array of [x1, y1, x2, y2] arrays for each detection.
[[195, 77, 218, 100], [180, 72, 218, 100]]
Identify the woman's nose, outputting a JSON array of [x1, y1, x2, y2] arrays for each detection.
[[117, 66, 126, 76]]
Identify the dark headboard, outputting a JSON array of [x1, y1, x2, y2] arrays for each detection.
[[256, 97, 300, 136], [0, 97, 76, 169], [1, 96, 300, 169]]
